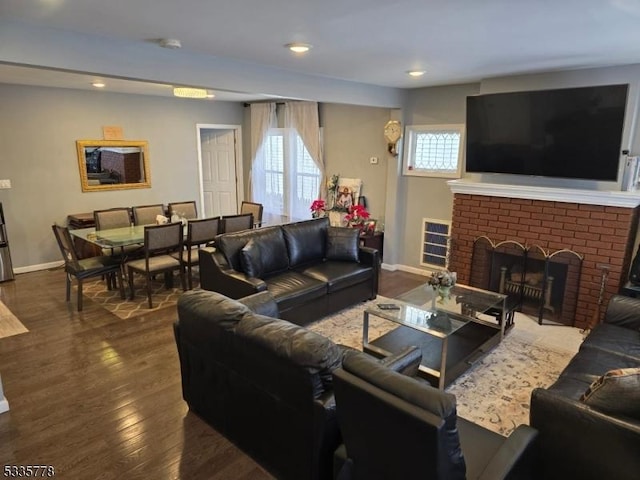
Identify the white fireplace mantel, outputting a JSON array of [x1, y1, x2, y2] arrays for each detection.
[[447, 179, 640, 208]]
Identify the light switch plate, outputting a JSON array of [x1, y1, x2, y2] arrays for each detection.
[[369, 157, 379, 165], [0, 179, 11, 189]]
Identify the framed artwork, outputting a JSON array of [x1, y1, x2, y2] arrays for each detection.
[[332, 177, 362, 211], [364, 219, 377, 235]]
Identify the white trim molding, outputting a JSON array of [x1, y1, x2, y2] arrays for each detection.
[[448, 179, 640, 208]]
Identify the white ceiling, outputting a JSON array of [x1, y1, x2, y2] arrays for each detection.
[[2, 0, 640, 100]]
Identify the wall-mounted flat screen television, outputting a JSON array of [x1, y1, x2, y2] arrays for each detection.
[[465, 84, 628, 181]]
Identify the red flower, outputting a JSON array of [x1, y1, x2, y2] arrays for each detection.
[[310, 199, 326, 213], [344, 204, 370, 225]]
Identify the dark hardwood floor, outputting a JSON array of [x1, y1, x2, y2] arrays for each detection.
[[0, 267, 425, 479]]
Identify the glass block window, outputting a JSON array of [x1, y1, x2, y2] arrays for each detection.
[[421, 218, 451, 268], [403, 124, 464, 178]]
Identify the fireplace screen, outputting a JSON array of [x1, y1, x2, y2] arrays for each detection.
[[470, 236, 583, 326]]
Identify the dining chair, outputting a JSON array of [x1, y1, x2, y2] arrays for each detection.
[[168, 201, 197, 221], [132, 204, 165, 226], [94, 207, 142, 259], [240, 201, 263, 227], [52, 224, 125, 312], [219, 213, 253, 234], [94, 207, 132, 230], [126, 222, 186, 308], [171, 217, 220, 289]]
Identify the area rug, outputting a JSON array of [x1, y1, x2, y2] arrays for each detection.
[[308, 298, 584, 436], [80, 278, 188, 319], [0, 300, 28, 339]]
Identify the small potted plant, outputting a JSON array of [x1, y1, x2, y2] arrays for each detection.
[[427, 269, 457, 307], [344, 204, 370, 229]]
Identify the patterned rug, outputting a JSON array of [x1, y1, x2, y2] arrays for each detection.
[[308, 298, 584, 436], [80, 277, 188, 319]]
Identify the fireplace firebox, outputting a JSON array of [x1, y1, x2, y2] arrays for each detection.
[[470, 236, 583, 326]]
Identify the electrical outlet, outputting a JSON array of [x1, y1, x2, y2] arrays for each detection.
[[369, 156, 379, 165], [0, 179, 11, 189]]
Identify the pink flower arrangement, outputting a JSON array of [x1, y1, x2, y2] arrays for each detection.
[[310, 199, 326, 218], [344, 204, 370, 226]]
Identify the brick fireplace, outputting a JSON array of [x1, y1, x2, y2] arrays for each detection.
[[448, 181, 640, 330]]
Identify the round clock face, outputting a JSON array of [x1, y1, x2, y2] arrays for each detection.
[[384, 121, 402, 143]]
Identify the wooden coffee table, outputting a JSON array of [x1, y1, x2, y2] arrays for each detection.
[[363, 283, 507, 389]]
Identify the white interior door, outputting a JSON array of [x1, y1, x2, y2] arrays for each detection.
[[199, 128, 240, 217]]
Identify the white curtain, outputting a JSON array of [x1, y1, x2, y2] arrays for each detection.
[[250, 102, 277, 219], [284, 101, 325, 221]]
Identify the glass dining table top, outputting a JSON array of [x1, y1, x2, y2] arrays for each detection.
[[70, 225, 150, 248]]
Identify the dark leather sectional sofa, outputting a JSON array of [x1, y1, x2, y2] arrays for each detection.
[[530, 294, 640, 480], [173, 289, 421, 480], [198, 217, 380, 325]]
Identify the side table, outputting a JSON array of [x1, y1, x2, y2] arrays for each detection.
[[360, 231, 383, 260]]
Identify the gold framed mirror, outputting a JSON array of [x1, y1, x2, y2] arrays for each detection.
[[76, 139, 151, 192]]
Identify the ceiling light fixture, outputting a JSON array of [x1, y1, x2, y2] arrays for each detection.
[[206, 92, 215, 99], [285, 43, 312, 53], [173, 87, 208, 98], [159, 38, 182, 49], [92, 81, 106, 88], [407, 70, 426, 77]]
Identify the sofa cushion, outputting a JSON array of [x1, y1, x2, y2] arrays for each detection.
[[263, 271, 327, 312], [216, 226, 289, 274], [282, 217, 329, 268], [326, 227, 360, 262], [580, 367, 640, 420], [550, 344, 640, 400], [240, 239, 264, 278], [582, 322, 640, 361], [235, 313, 343, 393], [300, 261, 372, 293]]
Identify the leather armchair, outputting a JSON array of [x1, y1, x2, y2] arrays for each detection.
[[333, 349, 538, 480]]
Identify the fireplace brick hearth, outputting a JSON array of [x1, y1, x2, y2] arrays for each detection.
[[449, 193, 639, 329]]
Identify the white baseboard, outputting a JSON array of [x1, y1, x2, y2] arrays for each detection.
[[382, 263, 430, 277], [13, 261, 64, 275]]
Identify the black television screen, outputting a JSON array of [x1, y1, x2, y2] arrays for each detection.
[[465, 84, 628, 181]]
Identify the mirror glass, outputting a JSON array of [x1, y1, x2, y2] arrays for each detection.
[[76, 139, 151, 192]]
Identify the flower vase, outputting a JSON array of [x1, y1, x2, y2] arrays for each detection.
[[437, 286, 451, 303]]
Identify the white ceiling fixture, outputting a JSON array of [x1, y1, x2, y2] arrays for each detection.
[[159, 38, 182, 49], [173, 87, 208, 98], [92, 81, 106, 88], [407, 70, 426, 77], [285, 43, 312, 54]]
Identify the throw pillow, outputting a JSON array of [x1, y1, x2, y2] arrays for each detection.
[[580, 367, 640, 420], [240, 239, 264, 278], [326, 226, 360, 262]]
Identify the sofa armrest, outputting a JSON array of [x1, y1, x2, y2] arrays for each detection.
[[238, 291, 279, 318], [478, 424, 538, 480], [530, 387, 640, 479], [199, 247, 268, 299], [380, 345, 423, 377], [604, 294, 640, 330], [358, 246, 380, 267]]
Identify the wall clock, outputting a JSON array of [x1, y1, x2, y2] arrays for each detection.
[[384, 120, 402, 156]]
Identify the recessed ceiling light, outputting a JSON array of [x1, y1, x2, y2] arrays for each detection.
[[206, 92, 215, 99], [173, 87, 208, 98], [285, 43, 312, 53], [407, 70, 426, 77], [92, 81, 106, 88]]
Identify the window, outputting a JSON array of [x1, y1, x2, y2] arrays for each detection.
[[261, 128, 321, 221], [403, 124, 464, 178], [421, 218, 451, 268]]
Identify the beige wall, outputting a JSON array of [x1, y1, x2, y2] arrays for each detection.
[[321, 103, 392, 224], [0, 84, 244, 269]]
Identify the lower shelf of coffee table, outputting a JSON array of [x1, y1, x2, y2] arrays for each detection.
[[364, 320, 500, 388]]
